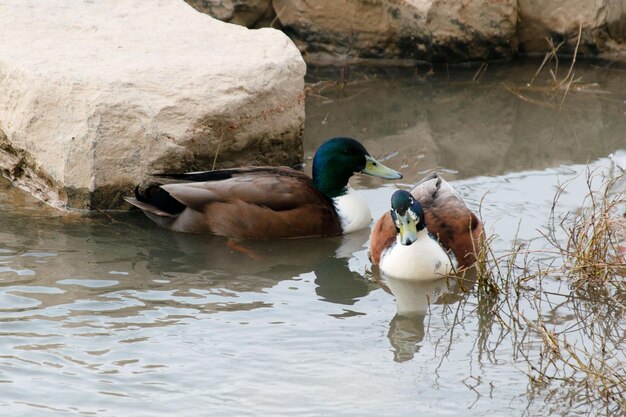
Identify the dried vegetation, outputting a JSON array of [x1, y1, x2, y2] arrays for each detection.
[[468, 168, 625, 416]]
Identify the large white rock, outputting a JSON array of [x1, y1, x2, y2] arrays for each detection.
[[0, 0, 306, 209]]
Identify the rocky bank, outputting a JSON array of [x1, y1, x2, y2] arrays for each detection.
[[189, 0, 626, 63]]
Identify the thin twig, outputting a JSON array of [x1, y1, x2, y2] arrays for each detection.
[[559, 23, 583, 109], [211, 131, 225, 171]]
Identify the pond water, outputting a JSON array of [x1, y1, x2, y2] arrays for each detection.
[[0, 59, 625, 416]]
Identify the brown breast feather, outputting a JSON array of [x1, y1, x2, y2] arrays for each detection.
[[369, 213, 396, 265]]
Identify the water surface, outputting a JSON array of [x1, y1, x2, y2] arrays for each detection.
[[1, 59, 625, 416]]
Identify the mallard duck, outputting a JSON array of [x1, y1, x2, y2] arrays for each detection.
[[369, 173, 483, 280], [124, 137, 402, 239]]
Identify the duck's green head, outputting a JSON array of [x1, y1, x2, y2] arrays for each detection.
[[390, 190, 426, 246], [312, 137, 402, 198]]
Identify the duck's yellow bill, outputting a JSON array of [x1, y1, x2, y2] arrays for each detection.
[[363, 155, 403, 180], [397, 212, 418, 246]]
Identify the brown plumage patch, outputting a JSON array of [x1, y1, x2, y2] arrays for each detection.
[[424, 208, 483, 269], [205, 199, 342, 240], [369, 212, 396, 265]]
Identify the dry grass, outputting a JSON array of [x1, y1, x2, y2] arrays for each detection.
[[502, 24, 609, 110], [469, 169, 626, 416], [544, 170, 626, 289]]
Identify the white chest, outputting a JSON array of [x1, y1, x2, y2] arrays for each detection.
[[333, 186, 372, 234], [380, 231, 456, 281]]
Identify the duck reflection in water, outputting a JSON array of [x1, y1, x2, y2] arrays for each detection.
[[373, 267, 477, 362]]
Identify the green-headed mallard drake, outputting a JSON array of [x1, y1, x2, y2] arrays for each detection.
[[369, 173, 483, 280], [125, 137, 402, 239]]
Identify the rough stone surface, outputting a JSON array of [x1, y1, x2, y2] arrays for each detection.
[[194, 0, 626, 62], [186, 0, 275, 27], [273, 0, 518, 63], [0, 0, 306, 210], [607, 1, 626, 42], [517, 0, 626, 55]]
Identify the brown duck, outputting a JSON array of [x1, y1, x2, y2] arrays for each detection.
[[125, 137, 402, 239]]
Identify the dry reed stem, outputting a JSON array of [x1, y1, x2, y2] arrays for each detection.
[[507, 23, 587, 109], [472, 63, 488, 83], [558, 24, 583, 109], [211, 131, 224, 171]]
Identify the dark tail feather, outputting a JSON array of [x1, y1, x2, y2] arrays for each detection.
[[135, 185, 186, 215], [153, 170, 233, 182]]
